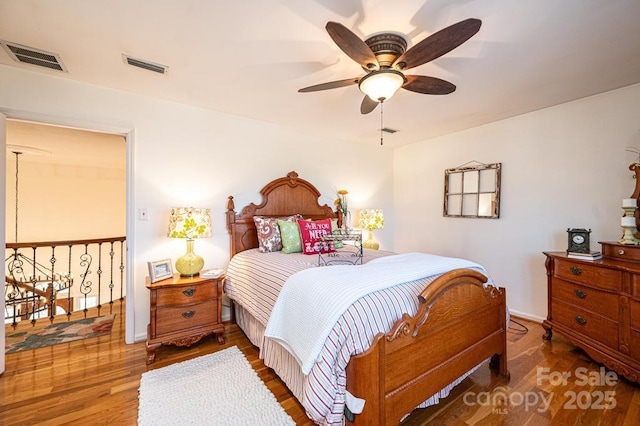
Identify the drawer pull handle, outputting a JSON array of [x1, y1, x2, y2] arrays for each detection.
[[619, 249, 625, 255], [182, 310, 195, 319], [574, 290, 587, 299], [574, 315, 587, 325], [183, 288, 196, 297], [570, 267, 582, 275]]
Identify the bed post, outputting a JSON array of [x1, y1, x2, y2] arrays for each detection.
[[226, 196, 237, 255], [489, 287, 510, 380], [345, 335, 385, 425], [225, 196, 237, 324]]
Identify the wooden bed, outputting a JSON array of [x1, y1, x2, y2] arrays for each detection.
[[226, 171, 509, 425]]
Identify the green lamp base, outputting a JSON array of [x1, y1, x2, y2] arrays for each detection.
[[362, 229, 379, 250], [175, 239, 205, 277]]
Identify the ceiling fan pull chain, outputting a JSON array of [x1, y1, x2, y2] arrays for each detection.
[[380, 101, 384, 146]]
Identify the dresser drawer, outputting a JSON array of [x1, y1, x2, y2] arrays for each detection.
[[630, 275, 640, 300], [551, 299, 619, 350], [629, 330, 640, 362], [156, 302, 218, 335], [602, 242, 640, 263], [552, 278, 619, 321], [630, 329, 640, 361], [631, 299, 640, 330], [156, 284, 216, 307], [554, 259, 622, 292]]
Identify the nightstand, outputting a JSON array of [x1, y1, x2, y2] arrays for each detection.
[[145, 273, 225, 364]]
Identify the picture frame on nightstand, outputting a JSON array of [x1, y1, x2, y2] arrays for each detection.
[[147, 259, 173, 283]]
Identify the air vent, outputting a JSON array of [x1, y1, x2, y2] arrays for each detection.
[[122, 54, 168, 74], [0, 40, 67, 72], [381, 127, 398, 134]]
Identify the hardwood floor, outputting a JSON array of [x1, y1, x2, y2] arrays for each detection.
[[1, 303, 639, 425]]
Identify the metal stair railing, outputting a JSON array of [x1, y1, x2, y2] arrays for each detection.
[[4, 236, 126, 327]]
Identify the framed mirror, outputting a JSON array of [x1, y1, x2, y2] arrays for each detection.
[[444, 162, 501, 218]]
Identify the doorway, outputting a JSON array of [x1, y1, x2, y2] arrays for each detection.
[[1, 113, 134, 371]]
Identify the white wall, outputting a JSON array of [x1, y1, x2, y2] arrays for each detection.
[[4, 161, 126, 242], [0, 64, 395, 345], [394, 82, 640, 321]]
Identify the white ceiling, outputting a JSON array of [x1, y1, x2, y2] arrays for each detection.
[[1, 0, 640, 148]]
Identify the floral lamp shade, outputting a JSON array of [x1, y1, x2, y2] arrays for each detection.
[[359, 209, 384, 250], [359, 209, 384, 230], [168, 207, 212, 239], [168, 207, 211, 277]]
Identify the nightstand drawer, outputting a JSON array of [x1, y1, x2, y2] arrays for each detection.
[[554, 259, 621, 292], [156, 302, 218, 335], [551, 299, 618, 350], [156, 284, 216, 307], [552, 279, 618, 321]]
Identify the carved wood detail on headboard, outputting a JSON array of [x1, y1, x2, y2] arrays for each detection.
[[226, 171, 341, 257]]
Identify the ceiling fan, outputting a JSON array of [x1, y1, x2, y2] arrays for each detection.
[[298, 18, 482, 114]]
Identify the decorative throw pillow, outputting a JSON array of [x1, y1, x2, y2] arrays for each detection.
[[253, 214, 301, 253], [278, 220, 302, 253], [298, 218, 336, 255]]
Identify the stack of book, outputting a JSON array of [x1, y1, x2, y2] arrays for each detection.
[[201, 268, 224, 278], [567, 251, 603, 261]]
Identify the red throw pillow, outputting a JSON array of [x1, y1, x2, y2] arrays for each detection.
[[298, 219, 336, 255]]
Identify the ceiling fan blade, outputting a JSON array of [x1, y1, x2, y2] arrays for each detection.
[[402, 75, 456, 95], [394, 18, 482, 70], [298, 77, 360, 93], [326, 22, 379, 70], [360, 96, 379, 114]]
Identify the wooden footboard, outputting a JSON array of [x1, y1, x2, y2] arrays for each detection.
[[345, 268, 509, 425]]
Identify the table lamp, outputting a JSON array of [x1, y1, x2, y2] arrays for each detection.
[[168, 207, 212, 276], [359, 209, 384, 250]]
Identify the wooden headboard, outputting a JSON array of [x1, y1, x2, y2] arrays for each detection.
[[226, 171, 341, 257]]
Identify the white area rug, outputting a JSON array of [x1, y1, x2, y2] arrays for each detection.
[[138, 346, 295, 425]]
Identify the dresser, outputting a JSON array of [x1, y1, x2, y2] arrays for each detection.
[[146, 273, 225, 364], [543, 242, 640, 383]]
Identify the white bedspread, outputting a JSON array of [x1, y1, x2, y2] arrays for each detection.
[[264, 252, 485, 375]]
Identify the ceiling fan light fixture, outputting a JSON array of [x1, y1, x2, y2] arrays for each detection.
[[358, 70, 405, 102]]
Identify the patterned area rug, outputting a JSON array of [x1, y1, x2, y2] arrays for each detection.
[[5, 314, 115, 354], [138, 345, 295, 425]]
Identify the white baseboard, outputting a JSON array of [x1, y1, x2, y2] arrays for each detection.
[[134, 332, 147, 343], [508, 309, 545, 324]]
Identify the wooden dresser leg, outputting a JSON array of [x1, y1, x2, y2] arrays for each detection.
[[542, 321, 552, 341], [216, 333, 226, 345], [146, 342, 160, 365]]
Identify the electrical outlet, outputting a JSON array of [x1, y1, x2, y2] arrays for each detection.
[[139, 208, 148, 221]]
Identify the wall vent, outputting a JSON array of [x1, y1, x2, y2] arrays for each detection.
[[122, 54, 168, 74], [381, 127, 398, 134], [0, 40, 68, 72]]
